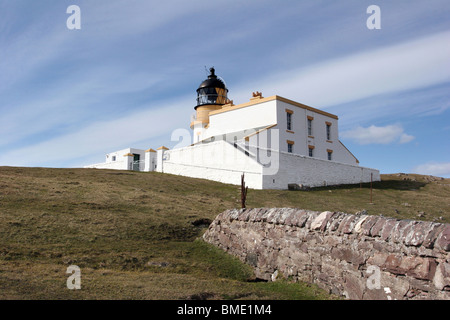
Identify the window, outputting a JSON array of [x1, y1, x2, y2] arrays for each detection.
[[112, 156, 116, 162], [327, 149, 333, 160], [326, 122, 332, 140], [286, 112, 292, 131], [287, 140, 294, 153], [308, 146, 314, 157], [307, 116, 314, 136]]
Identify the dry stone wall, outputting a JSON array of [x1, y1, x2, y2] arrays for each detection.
[[203, 208, 450, 300]]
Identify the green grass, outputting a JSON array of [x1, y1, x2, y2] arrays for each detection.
[[0, 166, 448, 299]]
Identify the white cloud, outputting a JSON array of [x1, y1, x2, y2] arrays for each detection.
[[333, 84, 450, 129], [399, 133, 415, 144], [232, 31, 450, 108], [0, 63, 164, 149], [340, 124, 415, 145], [413, 162, 450, 177], [0, 96, 193, 167]]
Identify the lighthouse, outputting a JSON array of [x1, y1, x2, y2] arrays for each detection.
[[86, 67, 380, 190], [191, 67, 229, 142]]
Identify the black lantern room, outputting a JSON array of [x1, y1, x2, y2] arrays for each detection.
[[195, 67, 228, 109]]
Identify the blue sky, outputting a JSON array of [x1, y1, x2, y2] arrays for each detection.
[[0, 0, 449, 177]]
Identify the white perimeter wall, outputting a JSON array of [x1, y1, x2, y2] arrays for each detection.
[[84, 160, 128, 170], [161, 140, 379, 190], [262, 150, 380, 189], [162, 140, 264, 189]]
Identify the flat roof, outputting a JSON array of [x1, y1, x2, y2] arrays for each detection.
[[208, 95, 338, 120]]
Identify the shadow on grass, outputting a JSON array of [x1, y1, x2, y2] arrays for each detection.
[[297, 179, 428, 192]]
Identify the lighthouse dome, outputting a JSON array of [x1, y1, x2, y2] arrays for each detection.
[[195, 67, 228, 109]]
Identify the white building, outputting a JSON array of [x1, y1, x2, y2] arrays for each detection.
[[85, 147, 158, 172], [85, 68, 380, 189]]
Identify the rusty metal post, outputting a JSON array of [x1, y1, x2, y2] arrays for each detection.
[[241, 173, 248, 209], [370, 173, 373, 204]]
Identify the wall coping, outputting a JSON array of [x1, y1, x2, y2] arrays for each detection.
[[216, 208, 450, 252]]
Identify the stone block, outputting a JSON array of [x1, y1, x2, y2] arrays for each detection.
[[372, 240, 393, 253], [423, 223, 446, 249], [229, 209, 241, 221], [304, 211, 320, 229], [398, 221, 418, 245], [409, 278, 435, 293], [317, 271, 331, 283], [343, 271, 365, 300], [265, 208, 280, 224], [275, 253, 291, 269], [274, 208, 288, 223], [266, 226, 283, 239], [404, 221, 431, 247], [286, 209, 306, 228], [248, 209, 266, 223], [331, 247, 365, 265], [324, 235, 343, 247], [381, 254, 403, 274], [237, 209, 250, 221], [310, 211, 335, 231], [404, 257, 437, 281], [382, 255, 437, 280], [258, 208, 271, 222], [247, 209, 259, 221], [435, 225, 450, 251], [389, 220, 412, 243], [380, 219, 400, 241], [433, 262, 450, 290], [363, 288, 387, 300], [298, 242, 309, 253], [434, 290, 450, 300], [295, 211, 311, 228], [283, 210, 297, 226], [327, 212, 346, 232], [353, 215, 370, 234], [362, 270, 410, 300], [379, 272, 410, 300], [304, 233, 323, 246], [250, 208, 264, 220], [283, 229, 299, 243], [367, 252, 389, 268], [370, 216, 388, 237], [360, 215, 380, 236], [357, 239, 374, 252], [245, 252, 258, 267], [254, 268, 271, 281], [338, 215, 358, 234], [255, 210, 265, 222]]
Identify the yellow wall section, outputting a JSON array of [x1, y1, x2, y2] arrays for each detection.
[[196, 104, 223, 126]]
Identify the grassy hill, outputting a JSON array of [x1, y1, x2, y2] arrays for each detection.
[[0, 166, 449, 299]]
